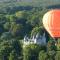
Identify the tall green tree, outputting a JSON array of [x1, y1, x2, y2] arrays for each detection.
[[23, 44, 46, 60], [9, 50, 18, 60], [55, 51, 60, 60], [39, 50, 47, 60]]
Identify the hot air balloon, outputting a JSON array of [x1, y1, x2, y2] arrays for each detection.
[[43, 9, 60, 39]]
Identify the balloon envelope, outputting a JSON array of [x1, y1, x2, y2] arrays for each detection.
[[43, 9, 60, 38]]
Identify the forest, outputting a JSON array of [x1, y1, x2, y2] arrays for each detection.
[[0, 0, 60, 60]]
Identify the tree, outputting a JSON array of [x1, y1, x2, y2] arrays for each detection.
[[23, 44, 46, 60], [55, 51, 60, 60], [56, 38, 60, 51], [12, 39, 22, 56], [39, 50, 47, 60], [15, 11, 28, 19], [47, 40, 57, 51], [31, 26, 44, 36], [0, 41, 12, 60], [10, 22, 23, 37], [47, 50, 56, 60], [27, 14, 40, 27], [4, 22, 11, 31], [9, 50, 18, 60], [0, 39, 22, 60], [1, 32, 12, 40], [47, 40, 57, 60]]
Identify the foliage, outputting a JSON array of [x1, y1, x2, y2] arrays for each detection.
[[56, 38, 60, 50], [23, 44, 46, 60], [0, 0, 59, 60], [47, 50, 56, 60], [47, 40, 57, 51], [23, 44, 44, 60], [0, 39, 22, 60], [55, 51, 60, 60], [39, 50, 47, 60], [9, 50, 18, 60], [31, 26, 44, 36]]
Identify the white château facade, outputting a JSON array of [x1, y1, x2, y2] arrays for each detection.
[[23, 33, 46, 47]]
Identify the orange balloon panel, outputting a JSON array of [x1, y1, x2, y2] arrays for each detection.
[[43, 9, 60, 38]]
